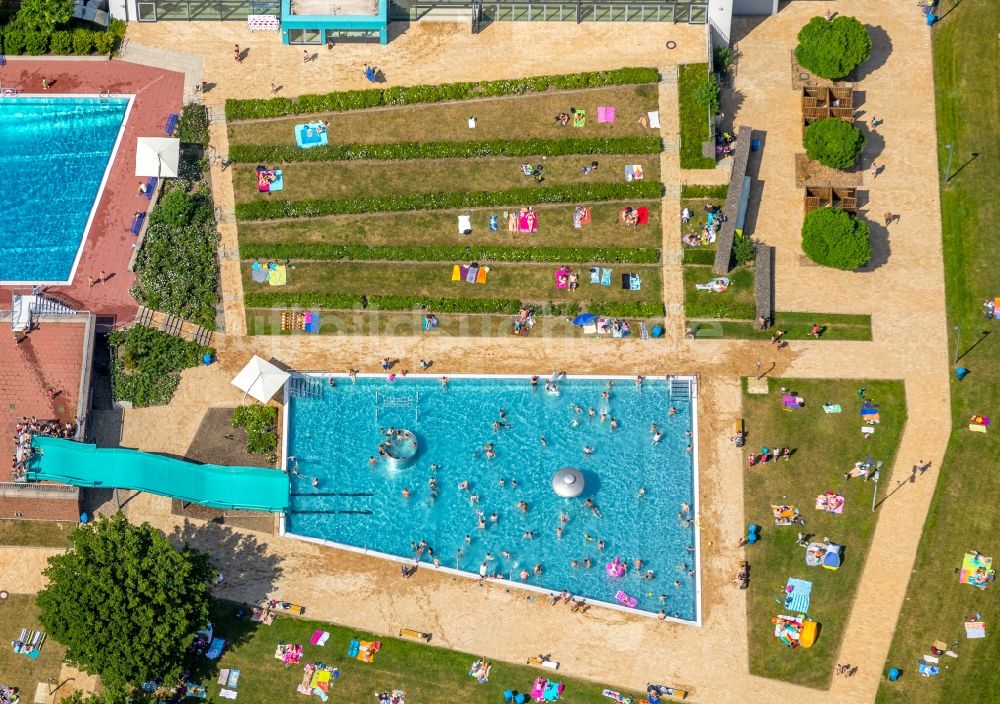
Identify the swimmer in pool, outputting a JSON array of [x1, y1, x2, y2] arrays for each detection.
[[668, 406, 677, 416], [588, 407, 596, 418], [470, 493, 479, 504], [610, 417, 618, 430], [643, 570, 655, 580], [519, 569, 529, 580], [673, 581, 681, 588], [686, 445, 693, 454], [534, 564, 543, 575], [368, 456, 376, 467], [572, 404, 583, 414], [571, 560, 580, 568], [637, 487, 647, 498], [652, 431, 663, 443], [490, 512, 498, 523], [511, 479, 518, 488], [516, 501, 529, 513], [571, 419, 580, 428], [458, 480, 470, 490], [583, 557, 593, 568], [635, 375, 644, 387], [430, 463, 439, 471], [523, 531, 534, 540], [540, 435, 548, 446], [401, 488, 411, 498], [499, 409, 507, 420], [498, 478, 506, 487], [311, 477, 319, 487], [583, 445, 593, 455], [584, 497, 602, 517], [464, 534, 472, 544], [633, 558, 644, 569], [485, 445, 496, 459], [555, 526, 563, 539], [602, 390, 610, 400], [492, 421, 501, 431], [650, 423, 659, 434], [530, 376, 539, 387], [681, 502, 690, 513], [560, 512, 569, 524], [597, 540, 605, 550], [500, 550, 511, 558], [600, 412, 607, 423]]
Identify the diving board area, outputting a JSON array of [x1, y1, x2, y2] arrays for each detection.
[[27, 436, 289, 512]]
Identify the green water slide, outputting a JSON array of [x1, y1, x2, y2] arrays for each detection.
[[27, 437, 289, 512]]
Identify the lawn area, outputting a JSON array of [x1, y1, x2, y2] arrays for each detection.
[[238, 203, 661, 252], [228, 85, 659, 146], [875, 1, 1000, 700], [688, 312, 873, 341], [678, 64, 715, 170], [246, 310, 580, 337], [244, 261, 662, 305], [232, 155, 659, 204], [197, 599, 642, 704], [0, 594, 66, 697], [743, 378, 907, 689], [0, 520, 74, 548], [683, 264, 755, 320]]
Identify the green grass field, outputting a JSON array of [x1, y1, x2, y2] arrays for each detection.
[[0, 595, 66, 698], [191, 600, 641, 704], [244, 261, 662, 304], [678, 64, 715, 170], [682, 265, 754, 320], [688, 312, 873, 341], [743, 379, 907, 689], [0, 520, 75, 548], [232, 155, 657, 204], [238, 203, 662, 252], [228, 85, 659, 146], [875, 1, 1000, 700]]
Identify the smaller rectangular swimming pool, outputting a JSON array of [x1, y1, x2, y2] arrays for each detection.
[[282, 374, 702, 623], [0, 96, 131, 283]]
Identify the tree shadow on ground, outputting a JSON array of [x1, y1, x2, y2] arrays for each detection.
[[855, 217, 891, 272], [852, 25, 892, 82], [863, 126, 886, 163]]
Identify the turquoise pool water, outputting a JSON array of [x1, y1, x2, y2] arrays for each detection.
[[285, 375, 698, 620], [0, 97, 129, 282]]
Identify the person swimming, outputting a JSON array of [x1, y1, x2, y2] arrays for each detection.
[[652, 431, 663, 443], [458, 480, 470, 490], [588, 407, 596, 418], [583, 557, 592, 568], [584, 497, 602, 517], [610, 417, 618, 430], [311, 477, 319, 487], [555, 526, 563, 539], [637, 487, 647, 498], [540, 435, 547, 446], [490, 512, 498, 523], [681, 502, 690, 513], [583, 445, 593, 455], [523, 531, 534, 540], [516, 501, 529, 513], [401, 488, 411, 498]]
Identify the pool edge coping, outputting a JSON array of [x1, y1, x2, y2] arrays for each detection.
[[279, 372, 702, 627]]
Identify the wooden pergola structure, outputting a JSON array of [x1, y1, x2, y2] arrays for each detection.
[[804, 186, 858, 213], [802, 86, 856, 133]]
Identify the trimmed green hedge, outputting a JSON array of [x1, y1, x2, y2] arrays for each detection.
[[684, 299, 756, 320], [681, 184, 728, 199], [226, 67, 660, 121], [228, 136, 661, 163], [236, 181, 663, 221], [240, 242, 660, 264], [587, 301, 665, 318], [682, 248, 717, 265]]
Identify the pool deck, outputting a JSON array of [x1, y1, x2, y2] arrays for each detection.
[[0, 60, 184, 326], [5, 2, 954, 703]]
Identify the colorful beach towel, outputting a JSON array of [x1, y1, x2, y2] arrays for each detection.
[[573, 110, 586, 127], [267, 265, 287, 286], [601, 268, 612, 286], [624, 164, 644, 181], [295, 123, 329, 149], [960, 552, 994, 589], [590, 266, 600, 284], [816, 492, 845, 514], [597, 106, 616, 123], [783, 577, 812, 613]]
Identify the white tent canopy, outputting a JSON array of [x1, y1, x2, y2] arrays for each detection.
[[231, 355, 291, 404], [135, 137, 180, 178]]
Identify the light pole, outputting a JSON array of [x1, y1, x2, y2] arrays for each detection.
[[871, 469, 881, 512], [954, 325, 962, 365], [944, 143, 954, 182]]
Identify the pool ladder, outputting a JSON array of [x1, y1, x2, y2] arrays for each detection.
[[289, 376, 324, 399], [668, 376, 693, 400]]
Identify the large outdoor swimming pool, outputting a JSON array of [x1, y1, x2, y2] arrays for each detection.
[[283, 374, 700, 622], [0, 96, 130, 283]]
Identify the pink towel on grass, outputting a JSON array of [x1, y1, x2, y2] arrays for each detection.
[[597, 106, 616, 123]]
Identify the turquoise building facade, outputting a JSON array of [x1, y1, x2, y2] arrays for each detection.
[[280, 0, 388, 45]]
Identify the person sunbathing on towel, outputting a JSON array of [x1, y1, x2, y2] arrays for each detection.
[[843, 463, 869, 480], [554, 113, 570, 126]]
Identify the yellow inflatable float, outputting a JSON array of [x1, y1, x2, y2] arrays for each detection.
[[800, 620, 818, 648]]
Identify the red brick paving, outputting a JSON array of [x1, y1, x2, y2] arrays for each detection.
[[0, 495, 80, 521], [0, 60, 185, 325], [0, 321, 86, 483]]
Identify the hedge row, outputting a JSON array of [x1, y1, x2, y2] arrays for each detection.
[[229, 136, 662, 164], [684, 299, 756, 320], [236, 181, 663, 221], [682, 248, 717, 265], [1, 22, 123, 56], [587, 301, 665, 318], [681, 184, 728, 199], [225, 67, 661, 121], [240, 242, 660, 265]]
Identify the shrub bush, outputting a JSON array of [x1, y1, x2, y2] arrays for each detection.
[[232, 405, 278, 455], [682, 248, 717, 265], [49, 30, 72, 55], [92, 31, 115, 55], [133, 186, 219, 328], [239, 241, 660, 265], [678, 64, 715, 170], [795, 15, 872, 80], [732, 234, 757, 264], [177, 103, 210, 147], [236, 181, 663, 221], [694, 78, 720, 114], [71, 28, 92, 54], [24, 32, 48, 55], [3, 29, 25, 54], [225, 67, 660, 120], [108, 325, 212, 407], [801, 207, 871, 270], [714, 46, 735, 75], [228, 136, 662, 164], [803, 118, 865, 169], [681, 184, 728, 199]]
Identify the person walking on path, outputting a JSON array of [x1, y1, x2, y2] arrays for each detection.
[[884, 211, 894, 227], [41, 78, 49, 90], [233, 44, 240, 62], [303, 49, 310, 63], [98, 270, 106, 285], [871, 117, 883, 128], [870, 162, 880, 179]]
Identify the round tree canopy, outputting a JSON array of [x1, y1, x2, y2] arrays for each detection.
[[795, 15, 872, 80], [801, 207, 872, 270], [804, 118, 866, 170]]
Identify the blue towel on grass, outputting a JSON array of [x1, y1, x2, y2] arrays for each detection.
[[601, 268, 612, 286], [783, 577, 812, 613]]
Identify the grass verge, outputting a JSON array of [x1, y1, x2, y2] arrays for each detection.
[[228, 84, 659, 146], [688, 312, 873, 341], [0, 519, 74, 548], [682, 265, 755, 320], [678, 64, 715, 169], [743, 378, 907, 688], [875, 0, 1000, 700]]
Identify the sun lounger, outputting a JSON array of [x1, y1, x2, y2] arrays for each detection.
[[458, 215, 472, 234], [130, 211, 145, 235], [142, 176, 157, 199], [165, 113, 179, 136], [601, 268, 612, 286], [531, 678, 547, 698], [597, 106, 616, 123]]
